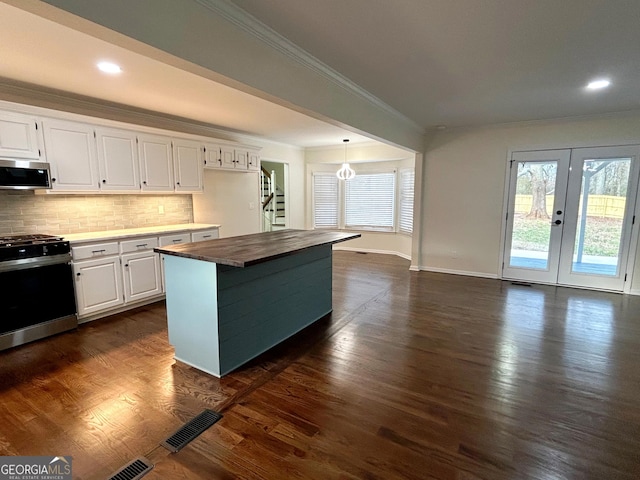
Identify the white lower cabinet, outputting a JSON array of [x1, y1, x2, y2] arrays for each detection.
[[71, 228, 219, 320], [122, 250, 162, 302], [73, 256, 124, 317]]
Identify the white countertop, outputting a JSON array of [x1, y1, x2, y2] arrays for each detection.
[[63, 223, 220, 243]]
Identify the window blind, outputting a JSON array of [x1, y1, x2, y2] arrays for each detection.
[[312, 173, 338, 228], [399, 169, 415, 234], [345, 172, 395, 231]]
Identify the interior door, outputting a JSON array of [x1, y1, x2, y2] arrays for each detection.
[[502, 150, 571, 283], [503, 145, 640, 292], [557, 146, 640, 291]]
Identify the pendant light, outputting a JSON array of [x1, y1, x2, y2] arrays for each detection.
[[336, 139, 356, 180]]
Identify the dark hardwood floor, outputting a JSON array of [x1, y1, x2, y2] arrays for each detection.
[[1, 251, 640, 479]]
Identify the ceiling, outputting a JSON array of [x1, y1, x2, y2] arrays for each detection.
[[0, 1, 372, 147], [231, 0, 640, 129], [1, 1, 639, 149]]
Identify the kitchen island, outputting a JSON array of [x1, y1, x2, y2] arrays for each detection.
[[155, 229, 360, 377]]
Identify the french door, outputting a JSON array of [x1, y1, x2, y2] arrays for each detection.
[[503, 145, 640, 291]]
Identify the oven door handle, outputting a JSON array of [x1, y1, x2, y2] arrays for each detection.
[[0, 253, 72, 273]]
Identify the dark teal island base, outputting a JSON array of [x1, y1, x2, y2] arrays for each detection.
[[157, 230, 360, 377]]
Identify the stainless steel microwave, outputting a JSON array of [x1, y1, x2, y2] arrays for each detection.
[[0, 158, 51, 190]]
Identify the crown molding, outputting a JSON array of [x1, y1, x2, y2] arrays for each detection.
[[194, 0, 424, 134]]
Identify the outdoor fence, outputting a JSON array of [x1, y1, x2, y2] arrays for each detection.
[[515, 195, 626, 219]]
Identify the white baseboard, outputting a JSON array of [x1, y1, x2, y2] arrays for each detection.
[[416, 266, 499, 279], [332, 246, 411, 261], [628, 289, 640, 296]]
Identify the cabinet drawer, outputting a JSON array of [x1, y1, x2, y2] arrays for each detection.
[[191, 229, 219, 242], [120, 236, 158, 254], [159, 233, 190, 247], [72, 242, 119, 261]]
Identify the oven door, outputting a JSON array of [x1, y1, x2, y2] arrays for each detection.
[[0, 260, 77, 340]]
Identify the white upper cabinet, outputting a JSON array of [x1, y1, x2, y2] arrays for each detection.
[[173, 139, 203, 192], [248, 150, 260, 171], [220, 145, 235, 169], [214, 145, 256, 171], [42, 118, 99, 191], [95, 127, 139, 191], [234, 149, 248, 169], [138, 134, 174, 192], [1, 105, 257, 192], [203, 143, 222, 169], [0, 111, 40, 159]]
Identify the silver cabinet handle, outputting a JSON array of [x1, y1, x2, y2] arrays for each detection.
[[92, 249, 106, 254], [136, 244, 148, 248]]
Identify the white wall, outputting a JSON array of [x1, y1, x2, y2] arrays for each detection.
[[193, 170, 261, 238], [193, 141, 305, 236], [420, 111, 640, 291], [306, 143, 415, 259]]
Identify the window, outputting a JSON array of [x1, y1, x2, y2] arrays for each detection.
[[312, 173, 338, 228], [399, 169, 415, 234], [345, 172, 396, 231], [312, 168, 414, 234]]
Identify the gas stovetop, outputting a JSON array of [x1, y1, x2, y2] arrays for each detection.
[[0, 234, 63, 247], [0, 234, 70, 262]]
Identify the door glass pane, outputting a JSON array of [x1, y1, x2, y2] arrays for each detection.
[[509, 161, 557, 270], [571, 158, 631, 276]]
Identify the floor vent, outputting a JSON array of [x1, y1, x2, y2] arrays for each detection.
[[107, 457, 153, 480], [160, 409, 223, 453]]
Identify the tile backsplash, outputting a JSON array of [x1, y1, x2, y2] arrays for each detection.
[[0, 191, 193, 236]]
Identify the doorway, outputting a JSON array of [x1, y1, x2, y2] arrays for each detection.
[[260, 160, 289, 232], [502, 145, 640, 291]]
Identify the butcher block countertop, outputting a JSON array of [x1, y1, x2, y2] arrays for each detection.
[[155, 229, 360, 267]]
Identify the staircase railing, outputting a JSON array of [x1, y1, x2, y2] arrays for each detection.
[[261, 167, 277, 231]]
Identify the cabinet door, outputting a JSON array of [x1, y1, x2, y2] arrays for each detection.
[[95, 127, 139, 191], [73, 256, 123, 317], [247, 150, 260, 171], [173, 139, 203, 192], [122, 250, 162, 303], [220, 145, 235, 169], [234, 149, 248, 169], [0, 111, 40, 159], [42, 118, 99, 191], [138, 134, 174, 191], [203, 143, 222, 169]]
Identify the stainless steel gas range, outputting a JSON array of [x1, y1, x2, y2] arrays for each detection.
[[0, 234, 77, 350]]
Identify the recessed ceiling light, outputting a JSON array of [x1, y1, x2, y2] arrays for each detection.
[[97, 61, 122, 74], [586, 79, 611, 90]]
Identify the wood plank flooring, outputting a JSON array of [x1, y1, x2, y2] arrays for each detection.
[[1, 251, 640, 479]]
